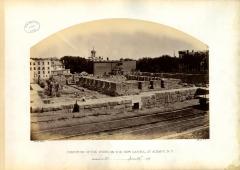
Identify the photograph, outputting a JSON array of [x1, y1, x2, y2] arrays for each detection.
[[3, 0, 240, 169], [30, 19, 209, 140]]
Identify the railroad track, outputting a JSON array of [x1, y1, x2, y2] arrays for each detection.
[[31, 107, 208, 140], [32, 106, 202, 130], [67, 115, 208, 140]]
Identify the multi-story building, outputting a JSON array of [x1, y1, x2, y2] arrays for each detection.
[[30, 57, 70, 83]]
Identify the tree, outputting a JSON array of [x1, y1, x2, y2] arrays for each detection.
[[136, 55, 179, 73], [60, 56, 93, 74]]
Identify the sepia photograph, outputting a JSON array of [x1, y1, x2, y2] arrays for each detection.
[[30, 19, 209, 140], [3, 0, 240, 169]]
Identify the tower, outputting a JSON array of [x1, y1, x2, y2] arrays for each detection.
[[91, 47, 96, 59]]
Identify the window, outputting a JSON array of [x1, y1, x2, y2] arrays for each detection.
[[42, 62, 44, 65], [48, 67, 50, 70], [33, 62, 35, 65], [38, 71, 40, 74], [42, 67, 45, 70], [48, 71, 50, 73], [48, 62, 49, 65], [34, 67, 36, 70], [38, 62, 40, 65], [43, 71, 45, 74], [161, 80, 165, 88], [149, 81, 154, 89], [138, 82, 142, 90], [38, 67, 40, 70], [30, 62, 31, 65], [30, 67, 32, 71]]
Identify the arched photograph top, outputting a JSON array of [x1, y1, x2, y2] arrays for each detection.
[[30, 19, 209, 141]]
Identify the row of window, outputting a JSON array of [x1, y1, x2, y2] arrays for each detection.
[[32, 71, 50, 74], [30, 61, 54, 65], [33, 74, 49, 78], [30, 67, 50, 71]]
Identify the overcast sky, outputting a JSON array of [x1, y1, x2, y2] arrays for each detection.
[[30, 18, 208, 60]]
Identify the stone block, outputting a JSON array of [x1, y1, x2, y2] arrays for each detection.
[[113, 104, 125, 110], [108, 101, 118, 106], [84, 105, 92, 109], [123, 100, 132, 104]]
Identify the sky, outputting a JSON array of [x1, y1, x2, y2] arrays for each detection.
[[30, 18, 208, 60]]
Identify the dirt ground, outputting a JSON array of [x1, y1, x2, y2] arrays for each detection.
[[32, 84, 109, 106]]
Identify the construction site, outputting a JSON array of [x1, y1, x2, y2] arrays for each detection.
[[30, 52, 209, 140]]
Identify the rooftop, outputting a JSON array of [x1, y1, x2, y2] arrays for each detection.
[[94, 60, 136, 63], [30, 57, 60, 60]]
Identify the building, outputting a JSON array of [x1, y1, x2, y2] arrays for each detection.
[[178, 50, 209, 73], [87, 47, 136, 76], [30, 57, 70, 83], [93, 60, 136, 76], [88, 48, 103, 61]]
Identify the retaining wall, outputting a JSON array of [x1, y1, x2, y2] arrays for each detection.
[[31, 87, 199, 113], [31, 99, 132, 131], [140, 88, 198, 109], [31, 87, 201, 131]]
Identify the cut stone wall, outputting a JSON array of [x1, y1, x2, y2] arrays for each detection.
[[126, 75, 182, 90], [31, 99, 133, 131], [76, 76, 184, 96], [126, 75, 162, 81], [76, 76, 140, 96], [31, 87, 201, 131], [31, 87, 200, 113], [132, 72, 208, 84], [141, 88, 197, 109], [115, 81, 140, 96]]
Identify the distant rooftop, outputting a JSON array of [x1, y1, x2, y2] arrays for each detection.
[[178, 50, 209, 54], [30, 57, 60, 60], [94, 59, 136, 63]]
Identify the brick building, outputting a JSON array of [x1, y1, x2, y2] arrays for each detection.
[[93, 60, 136, 76]]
